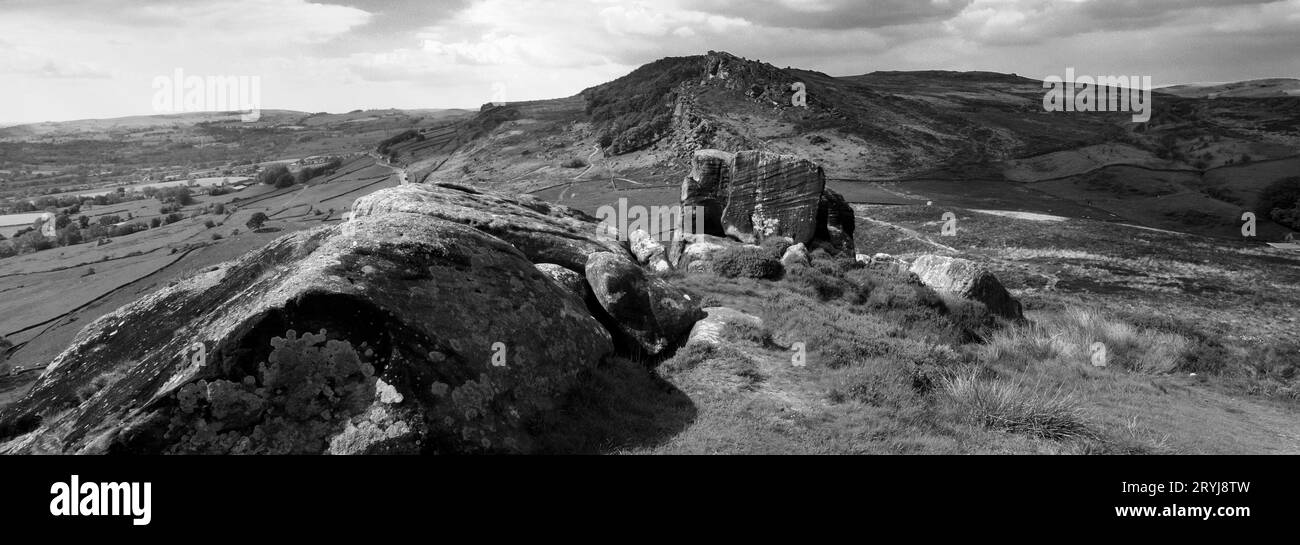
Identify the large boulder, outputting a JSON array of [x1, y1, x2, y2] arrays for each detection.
[[585, 252, 705, 355], [0, 188, 647, 454], [722, 150, 826, 244], [675, 150, 850, 254], [909, 255, 1024, 321], [352, 183, 630, 271]]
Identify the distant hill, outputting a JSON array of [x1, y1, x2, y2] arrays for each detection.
[[380, 51, 1300, 240], [0, 109, 472, 140], [1159, 78, 1300, 99]]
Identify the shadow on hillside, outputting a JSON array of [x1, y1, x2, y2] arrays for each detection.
[[531, 355, 697, 454]]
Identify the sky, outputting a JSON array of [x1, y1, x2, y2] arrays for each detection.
[[1, 0, 1298, 124]]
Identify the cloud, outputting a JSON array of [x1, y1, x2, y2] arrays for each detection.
[[690, 0, 974, 30], [1, 0, 1298, 124]]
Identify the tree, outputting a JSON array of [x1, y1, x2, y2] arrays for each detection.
[[258, 165, 294, 188], [1259, 177, 1300, 230], [246, 212, 269, 231]]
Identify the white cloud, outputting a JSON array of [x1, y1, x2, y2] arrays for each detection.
[[1, 0, 1297, 124]]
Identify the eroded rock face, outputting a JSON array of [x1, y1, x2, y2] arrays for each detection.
[[680, 150, 733, 237], [0, 188, 662, 454], [585, 252, 706, 355], [723, 151, 826, 244], [909, 255, 1024, 321], [676, 149, 851, 254]]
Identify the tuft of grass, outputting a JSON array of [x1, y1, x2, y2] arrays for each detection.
[[943, 372, 1096, 440], [980, 307, 1190, 374]]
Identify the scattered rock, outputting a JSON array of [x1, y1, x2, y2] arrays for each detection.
[[909, 255, 1024, 321]]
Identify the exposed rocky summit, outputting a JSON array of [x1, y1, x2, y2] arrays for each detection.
[[0, 184, 707, 454], [909, 255, 1024, 321]]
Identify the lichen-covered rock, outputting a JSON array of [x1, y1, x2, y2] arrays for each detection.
[[535, 263, 587, 299], [687, 307, 763, 346], [909, 255, 1024, 321], [0, 207, 614, 454], [628, 229, 671, 272], [352, 182, 631, 271], [585, 252, 705, 355]]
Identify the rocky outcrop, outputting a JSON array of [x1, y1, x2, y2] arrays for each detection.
[[585, 252, 706, 355], [676, 149, 852, 255], [351, 183, 628, 272], [909, 255, 1024, 321], [0, 183, 708, 455], [687, 307, 763, 346]]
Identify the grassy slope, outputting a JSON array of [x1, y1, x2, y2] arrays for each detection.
[[545, 205, 1299, 455]]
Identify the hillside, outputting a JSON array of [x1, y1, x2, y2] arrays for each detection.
[[1, 51, 1298, 456], [378, 51, 1300, 240]]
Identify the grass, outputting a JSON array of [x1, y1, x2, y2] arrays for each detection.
[[943, 372, 1096, 440], [979, 306, 1190, 374], [601, 231, 1300, 454]]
